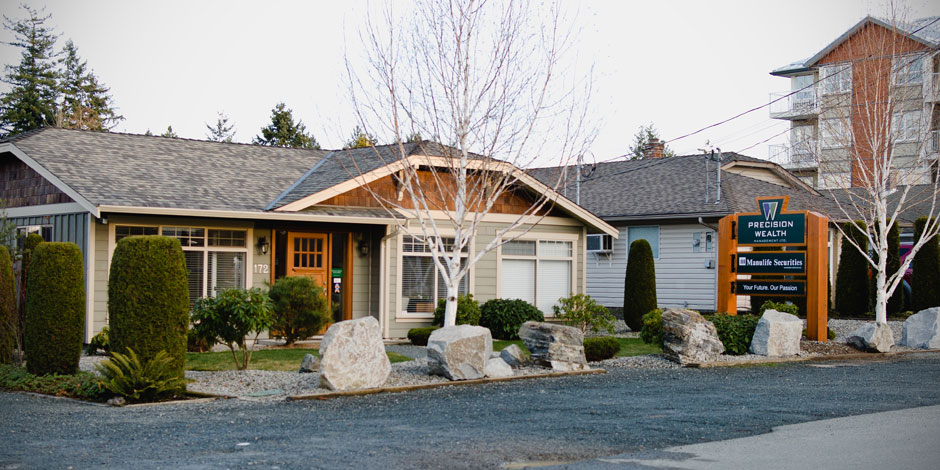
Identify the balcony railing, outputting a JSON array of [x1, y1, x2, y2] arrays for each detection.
[[929, 129, 939, 154], [928, 73, 940, 102], [769, 140, 817, 167], [769, 89, 819, 120]]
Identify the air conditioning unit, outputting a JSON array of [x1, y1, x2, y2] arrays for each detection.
[[587, 234, 613, 254]]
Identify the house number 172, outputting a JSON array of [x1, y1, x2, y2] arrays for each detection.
[[253, 264, 269, 274]]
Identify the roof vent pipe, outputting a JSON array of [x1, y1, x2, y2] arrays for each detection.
[[715, 148, 722, 204]]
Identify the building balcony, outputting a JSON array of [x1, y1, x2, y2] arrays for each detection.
[[929, 129, 939, 154], [926, 73, 940, 102], [769, 140, 817, 168], [769, 90, 819, 120]]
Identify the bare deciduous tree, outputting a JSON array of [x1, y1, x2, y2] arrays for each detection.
[[346, 0, 595, 326]]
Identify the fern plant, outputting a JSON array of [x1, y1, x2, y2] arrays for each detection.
[[95, 348, 187, 403]]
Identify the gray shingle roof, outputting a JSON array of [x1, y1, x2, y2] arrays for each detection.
[[4, 127, 329, 212]]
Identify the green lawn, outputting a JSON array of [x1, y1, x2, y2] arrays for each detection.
[[185, 348, 413, 371], [494, 337, 661, 358]]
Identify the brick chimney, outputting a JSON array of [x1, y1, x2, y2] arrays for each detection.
[[646, 137, 665, 159]]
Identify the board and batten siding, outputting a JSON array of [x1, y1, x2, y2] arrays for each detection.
[[587, 223, 718, 312]]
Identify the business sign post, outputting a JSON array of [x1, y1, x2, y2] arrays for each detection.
[[717, 196, 829, 341]]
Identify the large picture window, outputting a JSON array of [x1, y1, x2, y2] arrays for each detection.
[[113, 225, 248, 305], [499, 238, 573, 315], [401, 236, 468, 315]]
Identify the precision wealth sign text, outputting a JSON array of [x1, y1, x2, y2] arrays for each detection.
[[736, 197, 806, 245]]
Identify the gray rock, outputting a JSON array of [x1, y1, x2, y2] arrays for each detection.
[[749, 309, 803, 357], [485, 357, 514, 378], [318, 317, 391, 391], [298, 353, 319, 373], [500, 344, 527, 368], [107, 396, 126, 407], [901, 307, 940, 349], [662, 308, 725, 365], [427, 325, 492, 380], [847, 322, 894, 353], [518, 321, 589, 372]]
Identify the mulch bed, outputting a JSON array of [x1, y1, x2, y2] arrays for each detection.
[[800, 340, 859, 355]]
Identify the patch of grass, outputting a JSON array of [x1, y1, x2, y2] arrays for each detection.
[[494, 337, 661, 358], [0, 364, 106, 401], [185, 348, 413, 371]]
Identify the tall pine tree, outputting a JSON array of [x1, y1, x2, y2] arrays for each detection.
[[205, 111, 235, 142], [57, 40, 122, 131], [253, 102, 319, 149], [0, 6, 59, 136], [343, 125, 377, 149]]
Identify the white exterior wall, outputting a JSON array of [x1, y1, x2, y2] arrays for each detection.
[[587, 223, 719, 312]]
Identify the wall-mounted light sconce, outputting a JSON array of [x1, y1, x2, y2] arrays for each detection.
[[257, 236, 270, 255], [357, 235, 369, 257], [99, 217, 108, 225]]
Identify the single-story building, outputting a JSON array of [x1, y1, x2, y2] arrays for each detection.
[[0, 127, 617, 341]]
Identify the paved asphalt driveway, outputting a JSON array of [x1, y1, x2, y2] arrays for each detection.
[[2, 353, 939, 469]]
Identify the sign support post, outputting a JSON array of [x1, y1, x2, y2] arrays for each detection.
[[717, 215, 737, 314], [805, 212, 829, 341]]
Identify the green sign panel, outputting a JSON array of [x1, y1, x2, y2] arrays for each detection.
[[737, 197, 806, 245], [736, 252, 806, 274], [735, 280, 805, 296], [331, 268, 343, 277]]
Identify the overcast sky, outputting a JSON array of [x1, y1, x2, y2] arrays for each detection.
[[2, 0, 938, 166]]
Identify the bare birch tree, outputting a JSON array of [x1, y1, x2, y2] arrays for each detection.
[[812, 9, 940, 325], [346, 0, 595, 326]]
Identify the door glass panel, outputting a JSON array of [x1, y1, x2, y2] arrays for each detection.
[[331, 233, 347, 322]]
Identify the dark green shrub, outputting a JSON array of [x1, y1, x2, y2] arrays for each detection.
[[0, 364, 104, 401], [108, 236, 189, 379], [86, 326, 110, 355], [16, 233, 43, 352], [433, 294, 481, 326], [759, 300, 799, 317], [583, 336, 620, 361], [553, 293, 616, 334], [623, 239, 657, 331], [0, 246, 16, 364], [407, 326, 439, 346], [479, 299, 544, 340], [191, 288, 273, 370], [704, 314, 759, 356], [835, 221, 869, 318], [95, 348, 187, 403], [25, 242, 84, 375], [912, 217, 940, 312], [269, 276, 330, 345], [639, 309, 663, 346]]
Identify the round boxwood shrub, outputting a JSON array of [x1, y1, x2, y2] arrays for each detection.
[[407, 326, 439, 346], [639, 309, 663, 346], [912, 217, 940, 312], [583, 336, 620, 362], [704, 313, 759, 356], [269, 276, 330, 345], [835, 221, 869, 318], [433, 294, 481, 326], [25, 242, 85, 375], [479, 298, 544, 340], [623, 239, 657, 331], [0, 246, 17, 364], [108, 236, 189, 378]]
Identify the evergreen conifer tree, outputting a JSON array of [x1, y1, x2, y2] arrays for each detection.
[[835, 221, 869, 317], [57, 39, 122, 130], [0, 6, 60, 136], [253, 102, 319, 149], [205, 111, 235, 142]]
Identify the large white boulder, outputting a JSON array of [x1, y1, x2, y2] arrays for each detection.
[[662, 308, 724, 365], [901, 307, 940, 349], [427, 325, 492, 380], [485, 357, 514, 378], [519, 321, 589, 372], [318, 317, 391, 391], [749, 309, 803, 357], [847, 322, 894, 353]]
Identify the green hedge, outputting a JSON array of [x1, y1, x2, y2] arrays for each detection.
[[433, 294, 481, 326], [269, 276, 330, 345], [407, 326, 439, 346], [623, 239, 657, 331], [479, 299, 544, 340], [912, 217, 940, 312], [108, 236, 189, 378], [583, 336, 619, 362], [0, 246, 17, 364], [25, 243, 85, 375], [835, 221, 869, 317], [704, 314, 759, 356], [16, 233, 43, 350]]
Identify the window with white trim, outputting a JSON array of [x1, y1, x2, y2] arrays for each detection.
[[820, 63, 852, 95], [113, 225, 248, 305], [893, 54, 924, 85], [891, 110, 921, 143], [820, 118, 850, 149], [499, 239, 573, 315], [16, 225, 53, 246], [628, 226, 660, 258], [401, 236, 468, 315]]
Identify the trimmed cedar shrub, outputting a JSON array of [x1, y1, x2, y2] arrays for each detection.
[[583, 336, 620, 362], [479, 298, 544, 340], [835, 221, 869, 318], [268, 276, 330, 345], [16, 233, 43, 349], [108, 236, 189, 379], [25, 242, 85, 375], [407, 326, 439, 346], [912, 217, 940, 312], [704, 314, 759, 356], [639, 309, 663, 346], [433, 294, 481, 326], [0, 246, 16, 364], [623, 239, 657, 331]]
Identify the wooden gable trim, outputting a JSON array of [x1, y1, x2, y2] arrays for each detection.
[[721, 160, 821, 195]]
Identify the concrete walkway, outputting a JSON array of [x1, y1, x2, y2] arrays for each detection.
[[577, 404, 940, 470]]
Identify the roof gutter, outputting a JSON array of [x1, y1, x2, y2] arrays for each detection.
[[96, 205, 399, 225]]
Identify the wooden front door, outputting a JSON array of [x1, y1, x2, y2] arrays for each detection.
[[287, 233, 329, 289]]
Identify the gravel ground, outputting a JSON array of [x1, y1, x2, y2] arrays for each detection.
[[3, 353, 939, 469]]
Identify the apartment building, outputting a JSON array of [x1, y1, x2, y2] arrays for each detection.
[[768, 16, 940, 189]]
